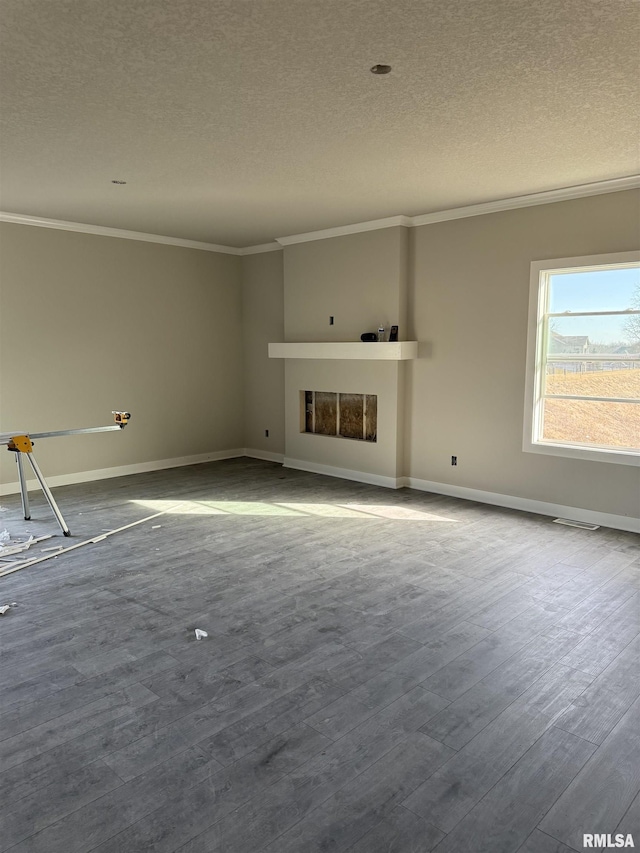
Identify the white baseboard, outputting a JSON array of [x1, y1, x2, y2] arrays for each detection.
[[0, 449, 246, 496], [2, 450, 636, 535], [403, 476, 640, 535], [283, 457, 403, 489], [243, 448, 285, 464]]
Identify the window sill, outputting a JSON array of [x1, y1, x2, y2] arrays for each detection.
[[523, 440, 640, 467]]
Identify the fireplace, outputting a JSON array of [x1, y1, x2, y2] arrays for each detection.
[[280, 358, 406, 486], [302, 391, 377, 442]]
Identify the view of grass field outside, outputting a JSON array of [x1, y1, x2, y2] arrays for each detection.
[[540, 264, 640, 452]]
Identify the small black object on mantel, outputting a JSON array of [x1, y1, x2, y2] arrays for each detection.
[[360, 332, 378, 342], [389, 325, 398, 342]]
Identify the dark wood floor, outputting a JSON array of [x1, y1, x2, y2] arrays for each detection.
[[0, 458, 638, 853]]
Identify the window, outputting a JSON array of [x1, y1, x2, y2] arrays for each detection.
[[524, 251, 640, 466]]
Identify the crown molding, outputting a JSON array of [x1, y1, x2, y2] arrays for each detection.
[[276, 215, 412, 246], [410, 175, 640, 227], [3, 175, 638, 254], [0, 212, 243, 255], [239, 242, 282, 255], [0, 212, 283, 255], [275, 175, 640, 245]]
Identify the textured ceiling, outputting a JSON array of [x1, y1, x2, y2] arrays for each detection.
[[1, 0, 639, 247]]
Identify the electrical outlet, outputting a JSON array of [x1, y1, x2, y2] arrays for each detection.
[[265, 429, 269, 438], [451, 456, 457, 466], [329, 316, 334, 325]]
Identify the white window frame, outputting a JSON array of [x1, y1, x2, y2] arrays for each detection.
[[523, 250, 640, 467]]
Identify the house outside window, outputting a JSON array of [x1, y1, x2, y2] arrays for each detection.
[[523, 251, 640, 466]]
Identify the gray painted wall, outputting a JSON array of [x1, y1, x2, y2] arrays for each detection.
[[284, 227, 408, 342], [0, 223, 243, 486], [241, 251, 285, 455], [407, 189, 640, 518]]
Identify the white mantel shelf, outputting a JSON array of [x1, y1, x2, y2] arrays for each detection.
[[268, 341, 418, 360]]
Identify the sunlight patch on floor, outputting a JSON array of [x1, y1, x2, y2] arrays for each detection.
[[276, 502, 374, 518], [132, 498, 460, 522], [340, 503, 460, 522], [132, 499, 305, 516]]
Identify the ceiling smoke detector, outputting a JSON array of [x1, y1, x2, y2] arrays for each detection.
[[370, 64, 392, 75]]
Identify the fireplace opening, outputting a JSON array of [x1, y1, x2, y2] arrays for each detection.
[[302, 391, 377, 442]]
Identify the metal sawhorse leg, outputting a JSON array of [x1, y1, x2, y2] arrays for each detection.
[[10, 438, 70, 536]]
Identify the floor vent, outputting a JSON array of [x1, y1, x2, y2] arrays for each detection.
[[553, 518, 600, 530]]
